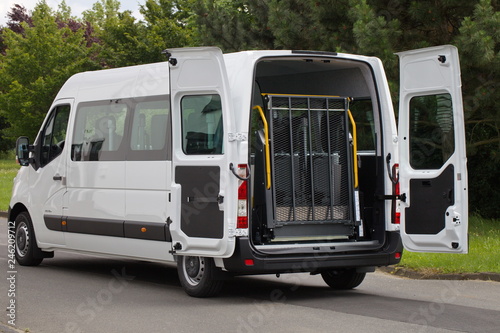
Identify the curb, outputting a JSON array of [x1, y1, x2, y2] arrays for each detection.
[[0, 322, 26, 333], [378, 266, 500, 282]]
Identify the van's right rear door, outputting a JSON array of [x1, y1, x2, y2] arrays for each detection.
[[397, 45, 468, 254]]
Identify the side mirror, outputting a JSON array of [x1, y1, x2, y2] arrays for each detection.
[[16, 136, 32, 166]]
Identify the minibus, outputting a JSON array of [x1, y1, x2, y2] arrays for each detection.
[[9, 45, 468, 297]]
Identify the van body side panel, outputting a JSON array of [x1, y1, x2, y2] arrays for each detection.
[[59, 62, 173, 260]]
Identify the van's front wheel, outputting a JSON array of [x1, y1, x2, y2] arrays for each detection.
[[15, 212, 43, 266], [177, 256, 224, 297], [321, 268, 366, 290]]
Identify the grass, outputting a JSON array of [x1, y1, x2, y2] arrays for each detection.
[[399, 215, 500, 274], [0, 157, 19, 211], [0, 158, 498, 274]]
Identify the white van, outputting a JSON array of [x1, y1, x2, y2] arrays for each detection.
[[9, 45, 468, 297]]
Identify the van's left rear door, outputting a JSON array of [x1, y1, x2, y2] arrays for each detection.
[[168, 47, 236, 257]]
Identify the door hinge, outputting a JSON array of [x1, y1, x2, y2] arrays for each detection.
[[169, 242, 182, 255], [376, 193, 407, 202], [228, 132, 247, 142], [217, 194, 224, 204]]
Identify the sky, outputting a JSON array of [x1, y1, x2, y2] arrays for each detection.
[[0, 0, 145, 26]]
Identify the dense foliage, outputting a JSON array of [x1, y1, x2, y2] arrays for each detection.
[[0, 0, 498, 217]]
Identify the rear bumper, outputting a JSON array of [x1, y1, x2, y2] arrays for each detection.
[[223, 231, 403, 275]]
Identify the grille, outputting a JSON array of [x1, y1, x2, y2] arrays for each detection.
[[267, 95, 353, 226]]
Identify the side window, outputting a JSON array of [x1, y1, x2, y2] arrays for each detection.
[[128, 98, 170, 160], [409, 93, 455, 169], [349, 98, 376, 151], [181, 94, 223, 155], [71, 101, 128, 161], [40, 105, 70, 167]]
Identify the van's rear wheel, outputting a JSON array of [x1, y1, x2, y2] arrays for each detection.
[[321, 269, 366, 290], [15, 212, 43, 266], [177, 256, 224, 297]]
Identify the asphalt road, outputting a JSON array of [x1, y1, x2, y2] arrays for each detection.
[[1, 217, 499, 333]]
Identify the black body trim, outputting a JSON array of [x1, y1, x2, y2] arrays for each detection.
[[44, 215, 170, 242], [291, 50, 338, 56], [223, 232, 403, 275]]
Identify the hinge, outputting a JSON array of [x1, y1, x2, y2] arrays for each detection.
[[228, 132, 247, 142], [376, 193, 406, 202], [169, 242, 182, 254]]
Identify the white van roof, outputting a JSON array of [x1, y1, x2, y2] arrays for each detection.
[[54, 61, 170, 102]]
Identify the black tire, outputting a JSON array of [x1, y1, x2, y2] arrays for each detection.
[[321, 268, 366, 290], [15, 212, 43, 266], [177, 256, 224, 297]]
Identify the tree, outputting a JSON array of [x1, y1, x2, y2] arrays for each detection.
[[191, 0, 274, 51], [453, 0, 500, 217], [82, 0, 195, 68], [0, 1, 100, 141], [139, 0, 195, 59], [83, 0, 146, 67]]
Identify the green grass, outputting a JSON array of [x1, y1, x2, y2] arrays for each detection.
[[0, 158, 19, 211], [399, 215, 500, 274]]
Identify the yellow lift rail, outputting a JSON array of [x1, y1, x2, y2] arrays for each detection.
[[253, 105, 271, 189], [347, 108, 359, 189]]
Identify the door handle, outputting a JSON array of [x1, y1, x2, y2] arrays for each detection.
[[53, 174, 62, 181]]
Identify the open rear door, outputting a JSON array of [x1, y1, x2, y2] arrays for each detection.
[[167, 47, 236, 257], [397, 45, 468, 253]]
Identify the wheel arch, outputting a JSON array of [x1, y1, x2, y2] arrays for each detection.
[[8, 202, 29, 222], [10, 205, 54, 260]]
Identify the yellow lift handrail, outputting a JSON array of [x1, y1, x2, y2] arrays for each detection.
[[347, 108, 359, 189], [252, 105, 271, 189]]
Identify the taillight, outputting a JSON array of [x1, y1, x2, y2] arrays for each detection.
[[392, 164, 400, 224], [236, 164, 248, 229]]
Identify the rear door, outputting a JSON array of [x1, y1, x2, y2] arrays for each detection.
[[168, 47, 236, 257], [397, 45, 468, 253]]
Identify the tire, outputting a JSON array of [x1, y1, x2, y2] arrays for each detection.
[[177, 256, 224, 297], [15, 212, 43, 266], [321, 268, 366, 290]]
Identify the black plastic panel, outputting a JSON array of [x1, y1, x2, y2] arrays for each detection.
[[175, 165, 223, 239], [66, 216, 124, 237], [44, 215, 171, 241], [405, 164, 454, 235]]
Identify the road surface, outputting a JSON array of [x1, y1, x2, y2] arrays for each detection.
[[1, 217, 499, 332]]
